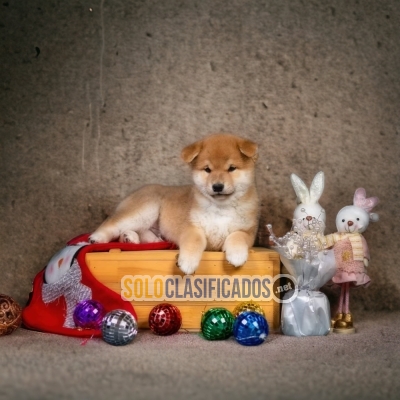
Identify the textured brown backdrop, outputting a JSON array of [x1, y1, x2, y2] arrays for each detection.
[[1, 0, 399, 310]]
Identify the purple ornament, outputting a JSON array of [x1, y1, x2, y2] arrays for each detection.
[[73, 299, 105, 329]]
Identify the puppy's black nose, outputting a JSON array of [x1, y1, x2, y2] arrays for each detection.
[[212, 183, 224, 193]]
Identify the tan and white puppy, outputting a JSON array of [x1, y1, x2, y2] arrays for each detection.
[[89, 133, 260, 274]]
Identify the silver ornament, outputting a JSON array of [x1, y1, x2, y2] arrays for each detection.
[[101, 309, 138, 346]]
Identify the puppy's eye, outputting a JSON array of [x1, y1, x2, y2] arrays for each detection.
[[342, 219, 345, 222], [204, 167, 211, 173], [356, 218, 360, 221], [228, 166, 237, 172]]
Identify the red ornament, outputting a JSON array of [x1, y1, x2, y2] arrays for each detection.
[[148, 303, 182, 336]]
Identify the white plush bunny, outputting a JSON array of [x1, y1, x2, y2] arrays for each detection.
[[324, 188, 379, 333], [284, 171, 326, 259], [291, 171, 326, 233]]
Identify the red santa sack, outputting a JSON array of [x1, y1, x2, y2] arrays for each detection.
[[22, 234, 176, 337]]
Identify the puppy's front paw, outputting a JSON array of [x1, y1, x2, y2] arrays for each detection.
[[119, 230, 140, 244], [225, 246, 248, 267], [223, 232, 251, 267], [89, 231, 109, 244], [177, 253, 200, 275]]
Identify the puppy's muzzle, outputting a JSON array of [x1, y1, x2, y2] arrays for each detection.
[[212, 183, 224, 193]]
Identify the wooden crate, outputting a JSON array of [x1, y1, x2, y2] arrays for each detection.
[[86, 247, 281, 331]]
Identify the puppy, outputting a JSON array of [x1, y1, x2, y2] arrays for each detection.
[[89, 133, 260, 274]]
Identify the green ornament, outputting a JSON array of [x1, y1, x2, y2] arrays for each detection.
[[201, 307, 234, 340]]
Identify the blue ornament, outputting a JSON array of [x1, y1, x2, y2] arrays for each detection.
[[233, 311, 269, 346], [102, 309, 138, 346]]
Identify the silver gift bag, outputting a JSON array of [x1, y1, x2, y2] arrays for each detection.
[[277, 249, 336, 337]]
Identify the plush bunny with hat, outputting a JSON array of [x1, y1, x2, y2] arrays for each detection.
[[323, 188, 379, 333]]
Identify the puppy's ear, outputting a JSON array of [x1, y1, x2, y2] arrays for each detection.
[[181, 140, 202, 163], [238, 139, 258, 162]]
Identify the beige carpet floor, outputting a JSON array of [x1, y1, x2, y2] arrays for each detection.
[[1, 310, 399, 400]]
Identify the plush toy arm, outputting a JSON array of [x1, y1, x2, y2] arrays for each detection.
[[361, 235, 370, 265], [322, 233, 336, 249]]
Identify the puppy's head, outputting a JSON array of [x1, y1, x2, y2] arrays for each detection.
[[181, 133, 258, 201]]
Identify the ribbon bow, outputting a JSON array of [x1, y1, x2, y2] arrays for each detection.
[[42, 260, 92, 328]]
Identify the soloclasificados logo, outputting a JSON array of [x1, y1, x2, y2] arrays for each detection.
[[121, 274, 298, 303]]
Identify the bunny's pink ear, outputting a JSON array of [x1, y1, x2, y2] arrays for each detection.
[[353, 188, 379, 212]]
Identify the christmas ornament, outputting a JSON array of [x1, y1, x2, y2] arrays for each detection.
[[73, 299, 105, 329], [232, 301, 265, 318], [102, 309, 138, 346], [201, 307, 234, 340], [0, 294, 22, 336], [148, 303, 182, 336], [233, 311, 269, 346]]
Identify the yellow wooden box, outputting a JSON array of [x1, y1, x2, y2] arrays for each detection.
[[86, 247, 281, 331]]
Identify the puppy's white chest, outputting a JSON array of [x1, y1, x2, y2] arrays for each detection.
[[191, 205, 243, 250]]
